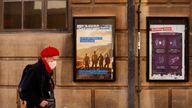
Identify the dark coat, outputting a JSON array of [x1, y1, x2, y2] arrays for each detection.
[[22, 59, 54, 108]]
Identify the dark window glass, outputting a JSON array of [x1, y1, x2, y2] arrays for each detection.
[[47, 0, 66, 29], [24, 1, 42, 29], [3, 0, 67, 30], [4, 2, 22, 29]]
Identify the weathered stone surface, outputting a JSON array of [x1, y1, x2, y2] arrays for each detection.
[[72, 5, 127, 30], [71, 0, 91, 3], [56, 58, 73, 86], [172, 89, 192, 108], [0, 33, 72, 57], [141, 89, 169, 108], [0, 1, 191, 108], [190, 35, 192, 56], [95, 0, 127, 3], [170, 0, 191, 3], [0, 60, 36, 85], [137, 0, 168, 3], [137, 5, 190, 30], [115, 60, 128, 85], [135, 57, 147, 83], [116, 31, 128, 57], [0, 88, 17, 108], [71, 6, 92, 16], [189, 58, 192, 81], [95, 89, 128, 108], [93, 5, 127, 30], [55, 89, 91, 108]]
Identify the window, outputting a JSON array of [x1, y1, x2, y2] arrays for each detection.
[[4, 1, 22, 29], [2, 0, 67, 30], [47, 0, 66, 29], [24, 1, 42, 29]]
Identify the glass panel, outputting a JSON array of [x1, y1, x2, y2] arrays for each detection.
[[0, 1, 3, 29], [4, 2, 22, 29], [4, 0, 22, 2], [47, 0, 66, 29], [24, 1, 42, 29]]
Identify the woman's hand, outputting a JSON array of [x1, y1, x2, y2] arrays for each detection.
[[40, 100, 48, 107]]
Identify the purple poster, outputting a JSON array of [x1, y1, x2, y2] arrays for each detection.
[[152, 32, 182, 76], [147, 23, 187, 81], [147, 17, 188, 81]]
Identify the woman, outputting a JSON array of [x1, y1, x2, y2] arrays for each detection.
[[21, 46, 59, 108]]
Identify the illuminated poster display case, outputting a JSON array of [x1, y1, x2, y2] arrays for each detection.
[[146, 17, 189, 82], [73, 17, 116, 81]]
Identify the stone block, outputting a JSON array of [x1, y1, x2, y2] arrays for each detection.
[[190, 6, 192, 33], [115, 60, 128, 85], [71, 6, 93, 16], [93, 5, 127, 30], [0, 88, 17, 108], [0, 60, 36, 85], [170, 0, 191, 3], [71, 0, 91, 3], [56, 58, 73, 86], [55, 89, 91, 108], [136, 57, 147, 83], [189, 58, 192, 81], [95, 89, 128, 108], [172, 89, 192, 108], [137, 0, 168, 3], [190, 35, 192, 56], [141, 89, 169, 108], [137, 5, 190, 30], [95, 0, 127, 3], [0, 33, 72, 57], [56, 59, 128, 86], [116, 31, 128, 57], [72, 5, 127, 30]]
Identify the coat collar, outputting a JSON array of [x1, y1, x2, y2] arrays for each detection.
[[39, 58, 53, 76]]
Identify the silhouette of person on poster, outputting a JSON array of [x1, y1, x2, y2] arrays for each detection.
[[91, 51, 98, 69], [104, 54, 110, 69], [84, 53, 90, 69], [98, 53, 104, 69]]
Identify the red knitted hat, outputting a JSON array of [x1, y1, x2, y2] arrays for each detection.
[[40, 46, 60, 57]]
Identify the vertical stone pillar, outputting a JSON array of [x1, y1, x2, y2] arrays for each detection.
[[128, 0, 135, 108]]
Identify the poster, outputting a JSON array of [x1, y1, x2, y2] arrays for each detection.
[[147, 17, 189, 81], [73, 17, 115, 81]]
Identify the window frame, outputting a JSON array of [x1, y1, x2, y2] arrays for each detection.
[[1, 0, 68, 32]]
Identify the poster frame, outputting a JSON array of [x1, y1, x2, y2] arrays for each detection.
[[73, 16, 116, 82], [146, 17, 189, 82]]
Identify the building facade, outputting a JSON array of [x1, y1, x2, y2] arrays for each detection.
[[0, 0, 191, 108]]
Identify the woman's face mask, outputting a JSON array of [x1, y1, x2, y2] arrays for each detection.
[[48, 61, 57, 69]]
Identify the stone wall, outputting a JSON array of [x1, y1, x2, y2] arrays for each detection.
[[136, 0, 192, 108], [0, 1, 128, 108], [0, 0, 191, 108]]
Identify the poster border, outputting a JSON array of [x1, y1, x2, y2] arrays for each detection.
[[146, 17, 189, 82], [73, 16, 116, 82]]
